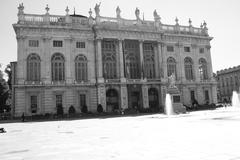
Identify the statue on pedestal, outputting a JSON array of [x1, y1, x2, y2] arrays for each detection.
[[153, 9, 160, 22], [135, 7, 140, 20], [116, 6, 121, 18], [94, 2, 101, 17], [168, 73, 176, 88]]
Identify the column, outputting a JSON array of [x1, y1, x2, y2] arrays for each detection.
[[65, 37, 73, 84], [16, 36, 25, 84], [87, 39, 96, 83], [192, 44, 200, 82], [42, 36, 51, 84], [206, 45, 213, 80], [120, 85, 128, 109], [139, 40, 144, 80], [157, 41, 163, 78], [154, 44, 160, 78], [179, 44, 186, 82], [97, 84, 106, 111], [160, 42, 168, 81], [212, 85, 218, 103], [142, 85, 149, 108], [96, 38, 104, 83], [176, 42, 183, 81], [119, 39, 126, 82]]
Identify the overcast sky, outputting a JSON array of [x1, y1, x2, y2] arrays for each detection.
[[1, 0, 240, 74]]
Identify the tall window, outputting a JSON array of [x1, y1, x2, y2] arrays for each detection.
[[199, 58, 208, 80], [27, 53, 41, 81], [143, 43, 155, 79], [75, 55, 88, 82], [124, 40, 140, 79], [184, 57, 194, 80], [167, 57, 177, 79], [51, 53, 65, 81], [102, 40, 117, 79]]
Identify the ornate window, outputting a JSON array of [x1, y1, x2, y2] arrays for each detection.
[[124, 40, 140, 79], [167, 57, 177, 79], [102, 40, 117, 79], [199, 58, 208, 80], [27, 53, 41, 81], [184, 57, 194, 80], [51, 53, 65, 81], [143, 43, 155, 79], [75, 54, 88, 82]]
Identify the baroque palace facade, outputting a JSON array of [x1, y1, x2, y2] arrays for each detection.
[[216, 66, 240, 102], [11, 3, 217, 116]]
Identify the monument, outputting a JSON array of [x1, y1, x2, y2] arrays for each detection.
[[166, 74, 186, 114]]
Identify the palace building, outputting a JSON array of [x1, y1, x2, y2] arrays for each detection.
[[216, 66, 240, 102], [11, 3, 217, 116]]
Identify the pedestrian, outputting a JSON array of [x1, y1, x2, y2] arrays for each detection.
[[21, 113, 25, 122]]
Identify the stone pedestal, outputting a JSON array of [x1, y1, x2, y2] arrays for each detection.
[[167, 86, 186, 113]]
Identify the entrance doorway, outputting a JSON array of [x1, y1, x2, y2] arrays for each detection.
[[148, 88, 160, 112], [106, 89, 119, 112]]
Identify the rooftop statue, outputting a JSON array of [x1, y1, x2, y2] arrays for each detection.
[[116, 6, 121, 18], [135, 7, 140, 20], [94, 2, 101, 17], [153, 9, 160, 21]]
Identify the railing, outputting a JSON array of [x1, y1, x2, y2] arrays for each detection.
[[18, 13, 208, 36]]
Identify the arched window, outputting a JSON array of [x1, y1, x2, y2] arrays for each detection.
[[102, 40, 117, 79], [167, 57, 177, 79], [27, 53, 41, 81], [199, 58, 208, 80], [51, 53, 65, 81], [75, 54, 88, 82], [143, 43, 155, 79], [184, 57, 194, 80]]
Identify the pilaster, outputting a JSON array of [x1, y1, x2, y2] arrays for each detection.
[[42, 36, 51, 84], [97, 84, 106, 111], [65, 37, 73, 84], [157, 41, 163, 78], [139, 40, 144, 80], [16, 35, 26, 84], [142, 85, 149, 108], [153, 44, 160, 78], [120, 85, 128, 109], [119, 39, 126, 82], [191, 44, 200, 82], [96, 38, 104, 83]]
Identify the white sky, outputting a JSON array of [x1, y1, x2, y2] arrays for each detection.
[[1, 0, 240, 73]]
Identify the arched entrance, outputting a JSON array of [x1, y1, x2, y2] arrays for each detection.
[[106, 89, 119, 112], [148, 88, 160, 112]]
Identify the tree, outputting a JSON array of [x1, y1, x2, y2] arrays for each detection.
[[0, 65, 9, 113], [4, 64, 12, 89]]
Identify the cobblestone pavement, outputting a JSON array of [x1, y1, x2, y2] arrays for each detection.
[[1, 107, 240, 160]]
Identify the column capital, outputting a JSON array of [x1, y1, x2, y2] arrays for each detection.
[[96, 37, 103, 40], [191, 43, 198, 49], [118, 38, 124, 41], [42, 36, 52, 41], [139, 39, 144, 43], [16, 35, 27, 41]]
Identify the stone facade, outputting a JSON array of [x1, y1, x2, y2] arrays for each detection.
[[216, 66, 240, 102], [11, 4, 217, 116]]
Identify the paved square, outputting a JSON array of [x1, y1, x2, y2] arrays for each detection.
[[1, 107, 240, 160]]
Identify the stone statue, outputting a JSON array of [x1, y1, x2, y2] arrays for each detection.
[[153, 9, 160, 21], [94, 2, 101, 17], [116, 6, 121, 18], [135, 7, 140, 20], [168, 73, 176, 88]]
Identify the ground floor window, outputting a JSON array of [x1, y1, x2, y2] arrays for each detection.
[[30, 95, 37, 113], [79, 94, 86, 108], [204, 90, 209, 104], [56, 95, 63, 115]]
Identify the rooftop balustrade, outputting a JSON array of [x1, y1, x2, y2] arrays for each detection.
[[16, 3, 209, 36]]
